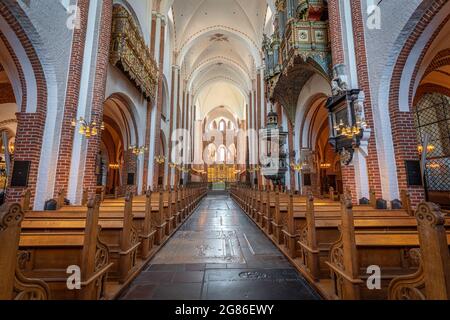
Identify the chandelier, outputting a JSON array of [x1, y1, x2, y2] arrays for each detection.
[[290, 161, 307, 172], [327, 87, 369, 166], [333, 119, 365, 139], [109, 163, 120, 170], [129, 145, 148, 155], [72, 117, 105, 138], [169, 162, 178, 169], [154, 155, 166, 164], [249, 165, 261, 173], [180, 166, 191, 174], [320, 163, 332, 169], [417, 144, 435, 154]]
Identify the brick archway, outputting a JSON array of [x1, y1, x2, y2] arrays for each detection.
[[388, 0, 450, 207], [0, 2, 48, 206]]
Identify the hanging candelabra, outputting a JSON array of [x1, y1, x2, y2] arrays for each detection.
[[169, 162, 178, 170], [290, 162, 305, 172], [72, 117, 105, 138], [154, 155, 166, 164], [129, 145, 148, 155]]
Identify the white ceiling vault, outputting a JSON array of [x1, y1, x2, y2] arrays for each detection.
[[159, 0, 274, 120]]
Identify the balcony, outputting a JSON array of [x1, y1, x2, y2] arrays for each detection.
[[263, 0, 331, 124], [110, 6, 158, 102]]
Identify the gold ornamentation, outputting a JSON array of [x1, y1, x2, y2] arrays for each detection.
[[110, 6, 158, 102]]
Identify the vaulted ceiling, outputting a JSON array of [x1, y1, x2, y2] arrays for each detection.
[[163, 0, 273, 119]]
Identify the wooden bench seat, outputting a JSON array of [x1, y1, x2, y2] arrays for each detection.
[[0, 203, 51, 300], [18, 197, 113, 300], [230, 184, 450, 300], [8, 184, 207, 301], [324, 198, 450, 300], [23, 193, 142, 285]]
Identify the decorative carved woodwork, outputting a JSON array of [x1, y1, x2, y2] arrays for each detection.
[[264, 1, 331, 124], [230, 184, 450, 300], [110, 6, 158, 102], [0, 203, 50, 300], [389, 203, 450, 300]]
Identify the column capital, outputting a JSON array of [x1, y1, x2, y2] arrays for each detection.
[[152, 11, 166, 20]]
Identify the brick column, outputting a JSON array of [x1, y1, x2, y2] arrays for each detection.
[[386, 1, 447, 206], [328, 0, 345, 65], [258, 67, 266, 186], [82, 0, 113, 195], [248, 91, 254, 183], [350, 0, 383, 199], [0, 3, 48, 206], [121, 149, 137, 194], [142, 100, 152, 190], [167, 65, 180, 186], [151, 14, 166, 187], [54, 0, 89, 196], [287, 119, 295, 190]]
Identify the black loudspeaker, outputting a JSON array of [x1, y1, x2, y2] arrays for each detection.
[[405, 160, 422, 186], [303, 174, 312, 186], [127, 173, 135, 186], [10, 161, 31, 187]]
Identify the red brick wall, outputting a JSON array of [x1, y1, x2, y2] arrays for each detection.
[[388, 0, 447, 207], [414, 83, 450, 105], [341, 164, 357, 204], [0, 3, 48, 205], [82, 0, 113, 196], [287, 119, 295, 190], [142, 100, 152, 189], [328, 0, 345, 65], [152, 21, 166, 187], [350, 0, 383, 199], [324, 1, 359, 200], [54, 0, 89, 197], [121, 149, 137, 194], [167, 66, 176, 185], [0, 83, 16, 104]]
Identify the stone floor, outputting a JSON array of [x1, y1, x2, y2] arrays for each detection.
[[120, 193, 320, 300]]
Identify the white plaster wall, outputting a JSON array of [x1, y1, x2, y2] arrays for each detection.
[[294, 74, 331, 152]]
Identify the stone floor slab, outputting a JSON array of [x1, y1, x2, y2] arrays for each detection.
[[120, 193, 320, 300]]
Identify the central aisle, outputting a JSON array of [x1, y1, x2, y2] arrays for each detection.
[[121, 193, 320, 300]]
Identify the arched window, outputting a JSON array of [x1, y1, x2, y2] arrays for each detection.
[[219, 120, 226, 132], [227, 143, 236, 164], [415, 92, 450, 196], [206, 143, 217, 164], [217, 145, 227, 163]]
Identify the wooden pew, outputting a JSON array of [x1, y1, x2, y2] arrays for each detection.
[[296, 193, 423, 282], [389, 202, 450, 300], [324, 197, 450, 300], [15, 184, 206, 300], [23, 192, 141, 285], [153, 187, 168, 245], [230, 184, 450, 300], [0, 202, 50, 300], [231, 185, 411, 253], [117, 192, 140, 283], [18, 196, 113, 300], [140, 187, 156, 259]]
